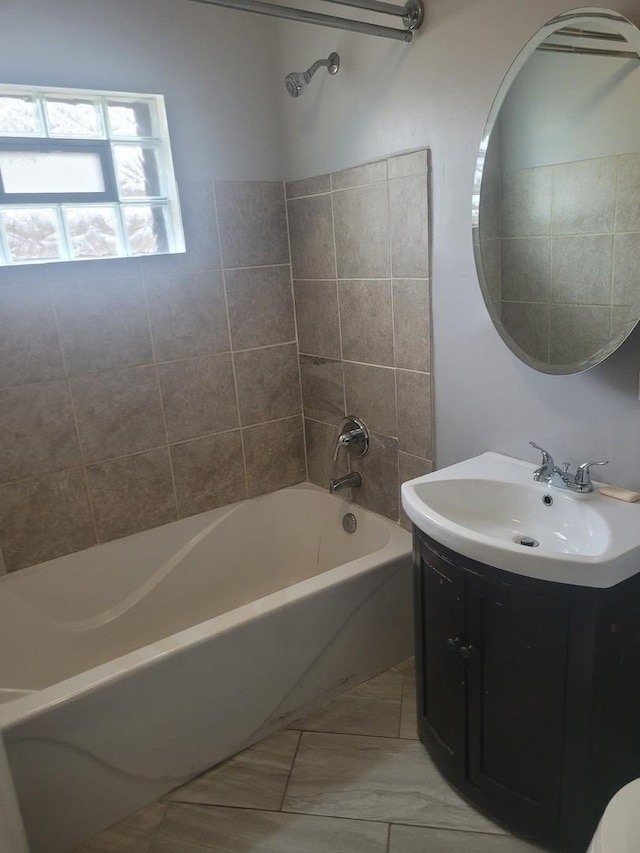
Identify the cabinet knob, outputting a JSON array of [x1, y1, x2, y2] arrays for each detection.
[[459, 645, 475, 659], [447, 637, 462, 650]]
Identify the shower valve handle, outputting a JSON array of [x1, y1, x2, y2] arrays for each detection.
[[332, 416, 370, 461]]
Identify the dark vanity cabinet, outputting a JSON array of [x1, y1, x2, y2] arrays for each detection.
[[413, 529, 640, 852]]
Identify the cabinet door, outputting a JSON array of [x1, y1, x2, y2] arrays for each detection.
[[466, 574, 568, 836], [418, 545, 466, 776]]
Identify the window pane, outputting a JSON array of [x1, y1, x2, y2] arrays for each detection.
[[45, 98, 102, 137], [0, 95, 39, 134], [123, 205, 168, 255], [2, 208, 61, 261], [66, 206, 120, 259], [0, 86, 182, 267], [107, 101, 153, 138], [0, 150, 106, 195], [114, 146, 160, 197]]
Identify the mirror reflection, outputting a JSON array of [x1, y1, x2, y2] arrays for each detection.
[[474, 10, 640, 374]]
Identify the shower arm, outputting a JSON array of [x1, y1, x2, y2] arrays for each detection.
[[304, 56, 337, 83], [305, 59, 329, 81]]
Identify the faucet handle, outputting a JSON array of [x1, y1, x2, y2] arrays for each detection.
[[575, 459, 609, 487], [332, 416, 370, 462], [529, 441, 554, 466], [332, 432, 350, 462]]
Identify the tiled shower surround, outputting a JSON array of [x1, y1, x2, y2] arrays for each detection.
[[0, 181, 305, 573], [0, 149, 433, 573], [287, 149, 433, 522]]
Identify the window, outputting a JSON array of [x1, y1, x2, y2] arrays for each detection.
[[0, 86, 185, 265]]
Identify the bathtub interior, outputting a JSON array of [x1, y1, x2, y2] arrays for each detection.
[[0, 485, 395, 692]]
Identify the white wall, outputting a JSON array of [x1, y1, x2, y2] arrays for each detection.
[[275, 0, 640, 489], [499, 51, 640, 173], [0, 0, 283, 182]]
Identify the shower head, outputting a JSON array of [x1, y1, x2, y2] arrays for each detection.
[[285, 71, 309, 99], [285, 52, 340, 98]]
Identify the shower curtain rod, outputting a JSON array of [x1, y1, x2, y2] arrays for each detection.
[[554, 26, 627, 42], [538, 42, 639, 59], [188, 0, 424, 42]]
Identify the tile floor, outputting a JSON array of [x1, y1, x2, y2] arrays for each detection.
[[73, 660, 546, 852]]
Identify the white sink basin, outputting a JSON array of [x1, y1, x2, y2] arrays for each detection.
[[401, 452, 640, 587], [414, 478, 611, 556]]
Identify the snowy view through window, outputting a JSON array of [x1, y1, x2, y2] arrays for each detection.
[[0, 88, 184, 265]]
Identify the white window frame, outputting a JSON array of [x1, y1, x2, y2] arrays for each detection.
[[0, 84, 185, 266]]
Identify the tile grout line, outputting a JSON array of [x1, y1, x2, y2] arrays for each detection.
[[296, 353, 432, 377], [141, 265, 180, 521], [223, 261, 291, 272], [328, 182, 348, 423], [142, 801, 169, 853], [0, 340, 301, 395], [287, 177, 404, 203], [278, 729, 303, 812], [276, 803, 510, 833], [396, 669, 404, 739], [160, 795, 503, 835], [284, 724, 417, 743], [157, 341, 295, 358], [283, 182, 309, 482], [388, 168, 402, 524], [227, 339, 298, 354], [48, 279, 101, 546], [285, 156, 428, 203], [156, 801, 515, 850], [152, 365, 180, 521], [294, 276, 429, 283], [609, 156, 621, 336], [286, 189, 332, 201], [300, 414, 401, 444], [0, 414, 307, 492], [241, 413, 304, 432], [547, 169, 555, 362], [425, 158, 436, 471], [159, 780, 510, 835], [212, 180, 250, 501]]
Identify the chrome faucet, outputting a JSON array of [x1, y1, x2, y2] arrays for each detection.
[[330, 418, 369, 494], [329, 471, 362, 494], [529, 441, 608, 494], [332, 416, 370, 462]]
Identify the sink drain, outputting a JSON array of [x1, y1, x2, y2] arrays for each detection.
[[515, 535, 539, 548]]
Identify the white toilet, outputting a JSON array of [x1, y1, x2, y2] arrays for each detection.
[[587, 779, 640, 852]]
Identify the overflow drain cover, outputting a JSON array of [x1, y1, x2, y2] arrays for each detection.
[[342, 513, 357, 534], [515, 535, 539, 548]]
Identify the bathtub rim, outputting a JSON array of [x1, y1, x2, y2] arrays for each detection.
[[0, 483, 410, 733]]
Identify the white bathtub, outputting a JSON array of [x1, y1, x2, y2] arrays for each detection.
[[0, 483, 412, 853]]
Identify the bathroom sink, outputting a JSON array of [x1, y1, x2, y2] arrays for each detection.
[[401, 452, 640, 587], [414, 478, 611, 556]]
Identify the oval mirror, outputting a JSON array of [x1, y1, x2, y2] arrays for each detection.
[[473, 8, 640, 374]]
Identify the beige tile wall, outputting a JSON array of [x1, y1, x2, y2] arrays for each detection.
[[0, 181, 305, 573], [0, 152, 434, 572], [286, 150, 434, 527]]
